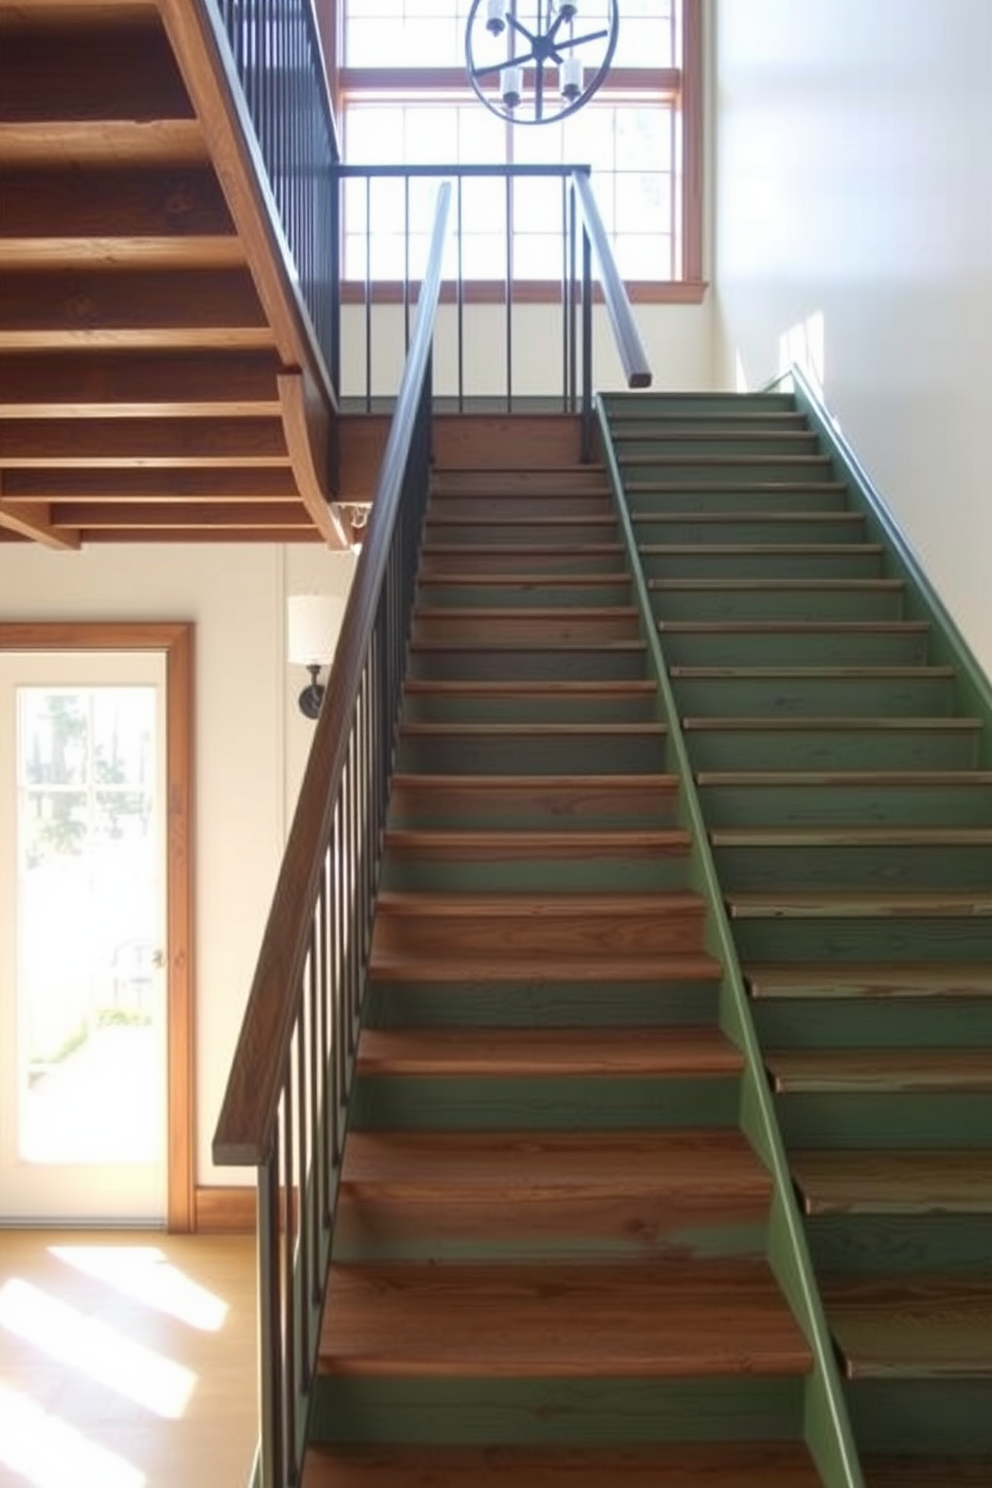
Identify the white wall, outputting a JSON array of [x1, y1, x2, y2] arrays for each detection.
[[713, 0, 992, 675], [342, 298, 716, 402], [0, 541, 356, 1186]]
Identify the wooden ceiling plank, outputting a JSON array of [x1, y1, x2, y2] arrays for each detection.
[[0, 466, 301, 501], [0, 267, 271, 346], [51, 501, 314, 529], [0, 164, 236, 241], [278, 370, 347, 550], [0, 496, 80, 550], [0, 349, 283, 418], [0, 415, 290, 467], [0, 20, 195, 126]]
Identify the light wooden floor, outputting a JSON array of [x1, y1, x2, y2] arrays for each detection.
[[0, 1230, 258, 1488]]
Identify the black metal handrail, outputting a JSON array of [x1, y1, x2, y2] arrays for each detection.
[[211, 0, 340, 394], [212, 182, 451, 1488]]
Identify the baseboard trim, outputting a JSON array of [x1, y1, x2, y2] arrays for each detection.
[[194, 1185, 255, 1233]]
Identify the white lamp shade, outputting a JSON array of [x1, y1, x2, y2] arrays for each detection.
[[287, 593, 345, 667]]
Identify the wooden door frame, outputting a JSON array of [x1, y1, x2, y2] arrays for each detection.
[[0, 621, 195, 1232]]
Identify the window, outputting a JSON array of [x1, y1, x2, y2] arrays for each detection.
[[327, 0, 703, 300]]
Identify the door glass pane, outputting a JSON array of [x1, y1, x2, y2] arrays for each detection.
[[16, 686, 161, 1166]]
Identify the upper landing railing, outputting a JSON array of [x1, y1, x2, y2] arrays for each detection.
[[202, 0, 650, 448]]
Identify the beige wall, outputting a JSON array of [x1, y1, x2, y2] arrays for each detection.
[[713, 0, 992, 675], [0, 542, 356, 1187]]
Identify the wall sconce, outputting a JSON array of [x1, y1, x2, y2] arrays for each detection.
[[287, 593, 345, 719]]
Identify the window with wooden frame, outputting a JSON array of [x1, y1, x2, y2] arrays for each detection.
[[322, 1, 704, 303]]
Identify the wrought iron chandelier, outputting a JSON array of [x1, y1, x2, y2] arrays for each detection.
[[465, 1, 619, 126]]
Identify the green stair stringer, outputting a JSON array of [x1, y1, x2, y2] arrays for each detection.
[[597, 393, 865, 1488], [783, 362, 992, 752]]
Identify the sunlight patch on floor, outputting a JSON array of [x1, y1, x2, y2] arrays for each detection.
[[0, 1278, 196, 1419], [47, 1246, 228, 1333], [0, 1383, 145, 1488]]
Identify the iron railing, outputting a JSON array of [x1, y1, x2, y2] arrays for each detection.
[[335, 162, 651, 457], [212, 184, 451, 1488], [211, 0, 340, 391]]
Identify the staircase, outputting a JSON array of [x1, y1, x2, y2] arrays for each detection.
[[600, 389, 992, 1487], [303, 461, 823, 1484]]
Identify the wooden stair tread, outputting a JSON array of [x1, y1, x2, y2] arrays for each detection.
[[319, 1259, 812, 1378], [409, 642, 647, 654], [417, 572, 631, 584], [399, 722, 663, 736], [713, 827, 992, 846], [862, 1454, 992, 1486], [385, 828, 693, 855], [671, 664, 954, 678], [358, 1026, 742, 1078], [698, 770, 992, 786], [388, 771, 679, 791], [821, 1273, 992, 1378], [684, 717, 981, 731], [404, 680, 657, 695], [789, 1149, 992, 1214], [746, 962, 992, 998], [619, 455, 830, 467], [375, 889, 701, 918], [766, 1048, 992, 1093], [660, 620, 928, 634], [636, 511, 863, 523], [304, 1442, 823, 1487], [420, 544, 624, 555], [652, 578, 903, 591], [414, 606, 638, 618], [424, 517, 617, 528], [729, 889, 992, 917], [342, 1129, 771, 1198], [368, 952, 722, 984]]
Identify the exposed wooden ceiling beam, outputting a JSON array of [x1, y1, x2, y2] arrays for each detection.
[[0, 349, 284, 417], [279, 370, 348, 550], [0, 493, 80, 550]]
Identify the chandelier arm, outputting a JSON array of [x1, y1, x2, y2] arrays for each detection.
[[472, 47, 539, 80], [559, 27, 610, 52], [506, 15, 538, 46]]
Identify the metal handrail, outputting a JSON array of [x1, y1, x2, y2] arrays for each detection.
[[572, 170, 652, 390], [212, 183, 451, 1488]]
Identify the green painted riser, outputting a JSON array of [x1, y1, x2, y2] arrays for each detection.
[[393, 732, 668, 775], [350, 1075, 740, 1131], [331, 1212, 769, 1266], [418, 550, 625, 576], [310, 1374, 807, 1446], [405, 645, 650, 682], [751, 997, 992, 1050], [670, 672, 955, 718], [713, 842, 992, 893], [427, 495, 613, 519], [612, 415, 808, 434], [843, 1378, 992, 1454], [634, 516, 865, 546], [415, 579, 635, 607], [600, 392, 797, 417], [400, 691, 659, 724], [629, 486, 851, 514], [613, 435, 822, 458], [617, 459, 835, 485], [658, 629, 930, 667], [806, 1214, 992, 1276], [364, 978, 721, 1029], [730, 916, 992, 962], [775, 1092, 992, 1151], [651, 582, 905, 622], [379, 855, 691, 894], [699, 780, 992, 829], [683, 723, 980, 771], [424, 525, 620, 548], [640, 548, 884, 580]]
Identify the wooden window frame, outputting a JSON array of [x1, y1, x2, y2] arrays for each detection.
[[321, 0, 705, 305]]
